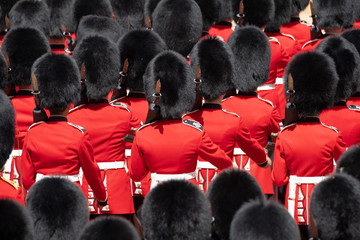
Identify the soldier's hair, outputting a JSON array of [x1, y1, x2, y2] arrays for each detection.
[[0, 90, 15, 169], [230, 200, 301, 240], [207, 168, 264, 240]]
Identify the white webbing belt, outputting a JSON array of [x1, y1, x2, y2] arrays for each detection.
[[197, 161, 217, 169], [275, 77, 284, 85], [125, 149, 131, 157], [150, 171, 197, 189], [257, 83, 275, 91], [3, 150, 23, 179], [36, 173, 81, 183], [97, 161, 125, 170], [288, 175, 327, 218]]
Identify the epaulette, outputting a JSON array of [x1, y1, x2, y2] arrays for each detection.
[[28, 121, 45, 130], [348, 105, 360, 111], [137, 121, 158, 132], [222, 109, 240, 118], [67, 122, 86, 133], [0, 176, 19, 190], [321, 123, 340, 133], [110, 101, 130, 112], [302, 39, 319, 49], [269, 37, 281, 45], [69, 104, 86, 113], [257, 96, 275, 107], [182, 119, 203, 132], [109, 96, 126, 104], [280, 32, 295, 41], [280, 122, 297, 133]]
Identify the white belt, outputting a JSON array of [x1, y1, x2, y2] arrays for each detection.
[[97, 161, 125, 170], [150, 171, 197, 189], [197, 161, 217, 169], [6, 149, 22, 165], [36, 173, 81, 183], [257, 83, 275, 91], [288, 175, 327, 218], [275, 77, 284, 85], [233, 148, 245, 155], [125, 149, 131, 157]]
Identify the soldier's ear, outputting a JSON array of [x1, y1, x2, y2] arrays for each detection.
[[5, 15, 10, 31], [146, 16, 152, 30], [81, 63, 86, 80]]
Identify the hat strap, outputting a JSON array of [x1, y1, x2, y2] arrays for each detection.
[[237, 0, 245, 26], [111, 58, 128, 101], [145, 79, 161, 124], [191, 65, 202, 111], [31, 72, 48, 122]]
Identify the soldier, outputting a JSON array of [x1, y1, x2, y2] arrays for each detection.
[[20, 53, 107, 206], [336, 144, 360, 182], [129, 50, 233, 187], [302, 0, 354, 51], [0, 0, 18, 46], [207, 168, 264, 240], [272, 51, 346, 239], [207, 0, 234, 42], [151, 0, 202, 60], [341, 29, 360, 107], [8, 0, 50, 38], [184, 36, 271, 191], [317, 36, 360, 147], [111, 29, 168, 197], [26, 178, 89, 240], [43, 0, 76, 54], [0, 199, 33, 240], [230, 200, 300, 240], [0, 90, 23, 204], [141, 180, 212, 240], [280, 0, 311, 47], [110, 0, 145, 30], [79, 216, 141, 240], [224, 26, 281, 197], [68, 35, 141, 216], [310, 174, 360, 239]]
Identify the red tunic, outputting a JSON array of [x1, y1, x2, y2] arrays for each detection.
[[272, 117, 346, 224], [222, 94, 281, 194], [280, 19, 312, 47], [354, 20, 360, 29], [21, 116, 106, 202], [0, 33, 5, 47], [0, 176, 24, 205], [50, 44, 67, 55], [347, 93, 360, 106], [208, 21, 234, 42], [320, 102, 360, 147], [129, 119, 233, 186], [68, 100, 141, 214]]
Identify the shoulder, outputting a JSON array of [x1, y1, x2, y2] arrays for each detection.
[[110, 102, 130, 112], [182, 119, 203, 132], [302, 39, 319, 49], [320, 122, 340, 133], [280, 32, 296, 41], [69, 104, 86, 113], [0, 176, 19, 190], [67, 122, 87, 133], [109, 96, 126, 104], [257, 96, 275, 107], [269, 36, 281, 45], [28, 121, 45, 131], [348, 105, 360, 111], [182, 109, 201, 118], [299, 20, 312, 26], [280, 123, 297, 133], [137, 121, 158, 132], [222, 109, 240, 118]]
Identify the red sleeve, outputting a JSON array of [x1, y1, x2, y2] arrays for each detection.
[[78, 132, 107, 201], [198, 131, 233, 170], [129, 111, 142, 129], [129, 134, 149, 181], [333, 133, 347, 162], [272, 134, 289, 186], [235, 117, 267, 165], [20, 133, 36, 191], [270, 107, 282, 133]]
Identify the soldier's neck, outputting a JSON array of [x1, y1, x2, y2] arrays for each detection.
[[204, 94, 225, 104]]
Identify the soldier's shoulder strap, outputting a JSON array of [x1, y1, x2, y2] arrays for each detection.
[[348, 105, 360, 111], [110, 102, 130, 112], [320, 123, 340, 133], [280, 122, 297, 133], [69, 104, 86, 113], [222, 109, 240, 118], [257, 96, 275, 107], [0, 176, 19, 190], [182, 119, 203, 132], [28, 121, 45, 130], [137, 121, 158, 132], [67, 122, 86, 133]]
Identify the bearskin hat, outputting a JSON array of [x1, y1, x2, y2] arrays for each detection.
[[0, 199, 34, 240], [190, 37, 234, 100], [313, 0, 354, 29], [194, 0, 218, 30], [1, 27, 50, 86], [76, 15, 124, 44], [207, 168, 264, 240], [73, 0, 112, 29], [79, 216, 141, 240], [142, 180, 211, 240], [232, 0, 275, 28], [230, 200, 300, 240], [341, 29, 360, 91], [26, 178, 89, 240], [0, 53, 8, 90], [43, 0, 75, 38], [110, 0, 145, 30], [284, 51, 339, 116], [9, 0, 50, 37], [336, 145, 360, 182], [143, 50, 195, 120], [227, 26, 271, 92], [316, 36, 360, 101], [32, 53, 80, 111], [152, 0, 202, 57], [0, 0, 19, 32], [73, 35, 120, 100], [266, 0, 292, 31], [310, 173, 360, 240], [118, 29, 168, 91], [144, 0, 161, 23], [0, 90, 15, 169], [290, 0, 309, 16]]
